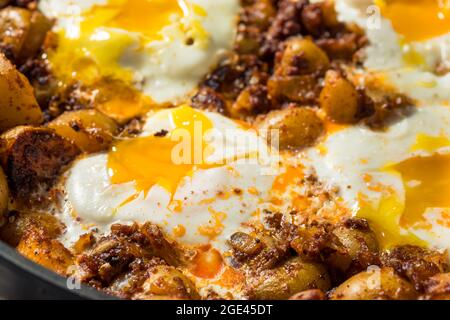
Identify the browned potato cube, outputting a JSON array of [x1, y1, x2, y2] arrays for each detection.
[[0, 126, 80, 201], [17, 226, 73, 276], [330, 267, 418, 300], [277, 38, 330, 76], [0, 7, 52, 63], [256, 106, 324, 150], [251, 257, 330, 300], [0, 54, 43, 132], [48, 109, 119, 153], [139, 265, 200, 300], [319, 70, 360, 124], [267, 75, 318, 104], [0, 211, 63, 246]]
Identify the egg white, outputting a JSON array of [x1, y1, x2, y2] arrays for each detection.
[[336, 0, 450, 103], [60, 108, 280, 253], [304, 104, 450, 252], [39, 0, 240, 103]]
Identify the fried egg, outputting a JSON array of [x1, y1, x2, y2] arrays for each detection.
[[305, 104, 450, 253], [60, 106, 281, 254], [39, 0, 239, 117], [336, 0, 450, 103]]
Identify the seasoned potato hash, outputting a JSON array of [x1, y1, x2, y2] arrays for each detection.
[[0, 0, 449, 300]]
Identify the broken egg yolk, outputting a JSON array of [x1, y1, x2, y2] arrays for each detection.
[[376, 0, 450, 42], [107, 105, 217, 196]]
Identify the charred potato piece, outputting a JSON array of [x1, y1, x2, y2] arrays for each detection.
[[141, 266, 200, 300], [0, 211, 63, 246], [0, 166, 8, 218], [330, 267, 418, 300], [277, 38, 330, 76], [0, 54, 43, 132], [256, 107, 324, 150], [0, 126, 80, 201], [48, 109, 119, 153], [319, 70, 359, 124], [251, 257, 330, 300], [0, 7, 52, 64], [17, 226, 73, 276]]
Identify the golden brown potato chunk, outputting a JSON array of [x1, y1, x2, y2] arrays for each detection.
[[0, 211, 63, 246], [250, 257, 330, 300], [0, 126, 80, 201], [17, 226, 74, 276], [277, 38, 330, 76], [0, 7, 52, 64], [330, 267, 418, 300], [267, 75, 318, 104], [0, 54, 43, 132], [256, 106, 324, 150], [319, 70, 359, 124], [138, 265, 200, 300], [48, 109, 119, 153]]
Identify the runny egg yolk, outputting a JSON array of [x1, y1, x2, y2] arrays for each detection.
[[107, 105, 217, 196], [393, 153, 450, 228], [89, 0, 189, 40], [50, 0, 190, 83], [375, 0, 450, 42], [358, 135, 450, 248]]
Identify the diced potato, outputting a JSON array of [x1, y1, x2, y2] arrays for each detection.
[[251, 257, 331, 300], [17, 226, 74, 276], [319, 70, 360, 124], [277, 38, 330, 76], [0, 54, 43, 132], [256, 106, 324, 150], [330, 267, 418, 300], [141, 265, 200, 300], [48, 109, 119, 153], [267, 75, 318, 104], [0, 7, 52, 63], [0, 126, 80, 202], [0, 211, 63, 246]]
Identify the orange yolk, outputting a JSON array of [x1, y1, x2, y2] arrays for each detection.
[[87, 0, 188, 41], [393, 153, 450, 228], [358, 151, 450, 248], [108, 105, 217, 196], [190, 247, 223, 279], [376, 0, 450, 42]]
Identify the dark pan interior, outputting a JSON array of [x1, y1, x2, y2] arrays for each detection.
[[0, 241, 114, 299]]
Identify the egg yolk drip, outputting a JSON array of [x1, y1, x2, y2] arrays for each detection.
[[358, 134, 450, 248], [108, 105, 218, 196], [394, 153, 450, 228], [376, 0, 450, 42]]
